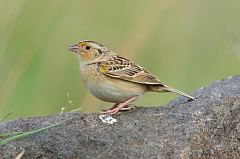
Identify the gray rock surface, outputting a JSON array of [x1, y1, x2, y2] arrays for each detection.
[[0, 76, 240, 159]]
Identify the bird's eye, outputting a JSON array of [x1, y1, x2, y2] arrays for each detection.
[[85, 45, 91, 50]]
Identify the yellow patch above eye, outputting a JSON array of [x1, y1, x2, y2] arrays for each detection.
[[79, 42, 87, 47], [99, 65, 109, 73]]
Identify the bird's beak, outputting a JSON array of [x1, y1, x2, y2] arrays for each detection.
[[67, 44, 79, 54]]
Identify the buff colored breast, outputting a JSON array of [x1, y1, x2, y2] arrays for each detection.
[[79, 64, 146, 103]]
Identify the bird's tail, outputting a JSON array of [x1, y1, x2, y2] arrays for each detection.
[[148, 84, 195, 100]]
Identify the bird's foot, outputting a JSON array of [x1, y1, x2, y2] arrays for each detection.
[[101, 105, 136, 114], [119, 105, 135, 111], [101, 97, 137, 115], [101, 103, 118, 112]]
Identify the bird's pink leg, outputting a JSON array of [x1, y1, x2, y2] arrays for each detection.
[[119, 105, 135, 111], [101, 96, 137, 115], [101, 103, 119, 112]]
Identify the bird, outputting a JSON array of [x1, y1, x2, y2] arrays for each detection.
[[68, 40, 194, 114]]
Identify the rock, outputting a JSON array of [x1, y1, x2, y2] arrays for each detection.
[[0, 76, 240, 159]]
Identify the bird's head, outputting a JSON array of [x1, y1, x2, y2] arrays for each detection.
[[68, 40, 107, 64]]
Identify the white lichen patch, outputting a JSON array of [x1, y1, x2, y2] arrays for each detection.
[[99, 115, 117, 124]]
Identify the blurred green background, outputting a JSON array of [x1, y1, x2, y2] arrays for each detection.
[[0, 0, 239, 120]]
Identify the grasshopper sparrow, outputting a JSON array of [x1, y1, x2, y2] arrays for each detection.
[[68, 40, 194, 114]]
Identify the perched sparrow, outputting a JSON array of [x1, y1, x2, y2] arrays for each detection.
[[68, 40, 194, 114]]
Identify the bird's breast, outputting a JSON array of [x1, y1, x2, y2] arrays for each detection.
[[79, 64, 146, 103]]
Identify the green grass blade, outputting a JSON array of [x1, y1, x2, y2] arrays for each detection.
[[0, 118, 70, 146]]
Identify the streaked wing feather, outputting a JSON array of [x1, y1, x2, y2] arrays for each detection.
[[99, 57, 163, 85]]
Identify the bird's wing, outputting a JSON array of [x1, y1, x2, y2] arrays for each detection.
[[98, 55, 163, 85]]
